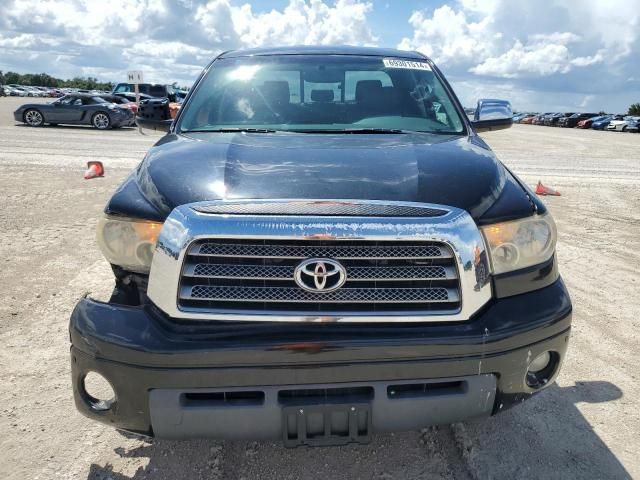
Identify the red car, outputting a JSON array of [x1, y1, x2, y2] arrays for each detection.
[[576, 115, 603, 129]]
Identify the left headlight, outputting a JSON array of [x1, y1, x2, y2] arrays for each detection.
[[481, 213, 557, 275], [96, 216, 163, 273]]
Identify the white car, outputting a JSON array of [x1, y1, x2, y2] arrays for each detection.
[[7, 85, 28, 96], [26, 86, 46, 97], [607, 116, 639, 132]]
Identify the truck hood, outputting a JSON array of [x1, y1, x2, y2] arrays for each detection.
[[131, 131, 525, 221]]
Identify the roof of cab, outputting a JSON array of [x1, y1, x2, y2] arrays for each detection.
[[219, 45, 428, 60]]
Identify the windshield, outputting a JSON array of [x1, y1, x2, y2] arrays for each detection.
[[178, 55, 465, 134]]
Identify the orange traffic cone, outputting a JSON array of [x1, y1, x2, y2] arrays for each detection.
[[535, 180, 560, 196], [84, 161, 104, 180]]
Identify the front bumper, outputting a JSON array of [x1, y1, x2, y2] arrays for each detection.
[[70, 278, 572, 441], [111, 110, 135, 127]]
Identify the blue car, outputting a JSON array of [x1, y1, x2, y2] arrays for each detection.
[[591, 115, 619, 130]]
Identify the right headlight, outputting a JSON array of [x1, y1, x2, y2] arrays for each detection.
[[481, 213, 557, 275], [96, 216, 163, 273]]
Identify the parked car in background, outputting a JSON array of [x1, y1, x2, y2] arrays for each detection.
[[33, 86, 50, 96], [13, 93, 134, 129], [577, 115, 606, 129], [24, 86, 46, 97], [548, 112, 574, 127], [520, 114, 537, 124], [558, 113, 599, 128], [512, 113, 531, 123], [627, 118, 640, 133], [99, 94, 139, 121], [543, 113, 561, 126], [8, 85, 29, 96], [532, 113, 551, 125], [111, 82, 186, 102], [113, 91, 153, 103], [591, 115, 618, 130], [607, 116, 640, 132], [14, 85, 34, 96]]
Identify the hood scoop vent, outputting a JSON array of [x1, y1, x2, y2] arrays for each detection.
[[191, 200, 449, 218]]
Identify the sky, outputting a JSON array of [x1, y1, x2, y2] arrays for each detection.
[[1, 0, 639, 112]]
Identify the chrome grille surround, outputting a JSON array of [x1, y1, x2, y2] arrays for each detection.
[[147, 199, 492, 323], [194, 242, 447, 259]]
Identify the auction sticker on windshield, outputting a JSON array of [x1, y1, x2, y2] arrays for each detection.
[[383, 58, 432, 71]]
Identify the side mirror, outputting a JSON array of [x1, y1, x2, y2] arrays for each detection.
[[136, 98, 173, 133], [472, 98, 513, 133]]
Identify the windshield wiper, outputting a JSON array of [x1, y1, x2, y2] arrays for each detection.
[[291, 128, 409, 134], [182, 127, 280, 133], [342, 128, 410, 134]]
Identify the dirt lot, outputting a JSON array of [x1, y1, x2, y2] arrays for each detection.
[[0, 96, 638, 479]]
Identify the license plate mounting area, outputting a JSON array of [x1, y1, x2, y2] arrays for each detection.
[[282, 403, 372, 447]]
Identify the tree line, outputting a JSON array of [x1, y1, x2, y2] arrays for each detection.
[[0, 71, 113, 90]]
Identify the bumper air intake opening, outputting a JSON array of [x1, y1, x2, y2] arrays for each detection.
[[181, 390, 265, 407], [387, 380, 467, 399], [278, 386, 374, 405]]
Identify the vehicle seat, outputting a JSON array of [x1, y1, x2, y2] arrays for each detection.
[[355, 80, 394, 119], [259, 81, 292, 120], [310, 90, 335, 103]]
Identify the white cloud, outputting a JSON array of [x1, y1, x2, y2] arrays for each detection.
[[398, 0, 640, 111], [230, 0, 375, 47], [398, 3, 617, 79], [470, 32, 590, 78], [0, 0, 375, 85], [397, 5, 496, 67]]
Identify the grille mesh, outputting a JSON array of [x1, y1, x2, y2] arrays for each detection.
[[186, 285, 455, 303], [195, 243, 447, 259], [178, 239, 461, 315], [189, 264, 450, 280]]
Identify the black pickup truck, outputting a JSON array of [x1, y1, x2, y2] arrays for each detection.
[[111, 82, 187, 103], [71, 46, 571, 446]]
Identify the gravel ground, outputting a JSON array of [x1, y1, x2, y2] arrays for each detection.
[[0, 96, 638, 480]]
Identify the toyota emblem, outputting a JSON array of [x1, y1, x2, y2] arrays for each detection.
[[294, 258, 347, 293]]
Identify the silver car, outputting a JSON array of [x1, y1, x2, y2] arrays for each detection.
[[607, 116, 640, 132]]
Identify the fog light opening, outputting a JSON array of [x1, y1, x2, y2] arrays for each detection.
[[529, 351, 551, 373], [526, 351, 559, 389], [82, 371, 116, 411]]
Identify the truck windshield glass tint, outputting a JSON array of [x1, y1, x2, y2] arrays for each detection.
[[179, 55, 465, 134]]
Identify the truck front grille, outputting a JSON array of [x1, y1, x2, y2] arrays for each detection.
[[178, 239, 461, 314]]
